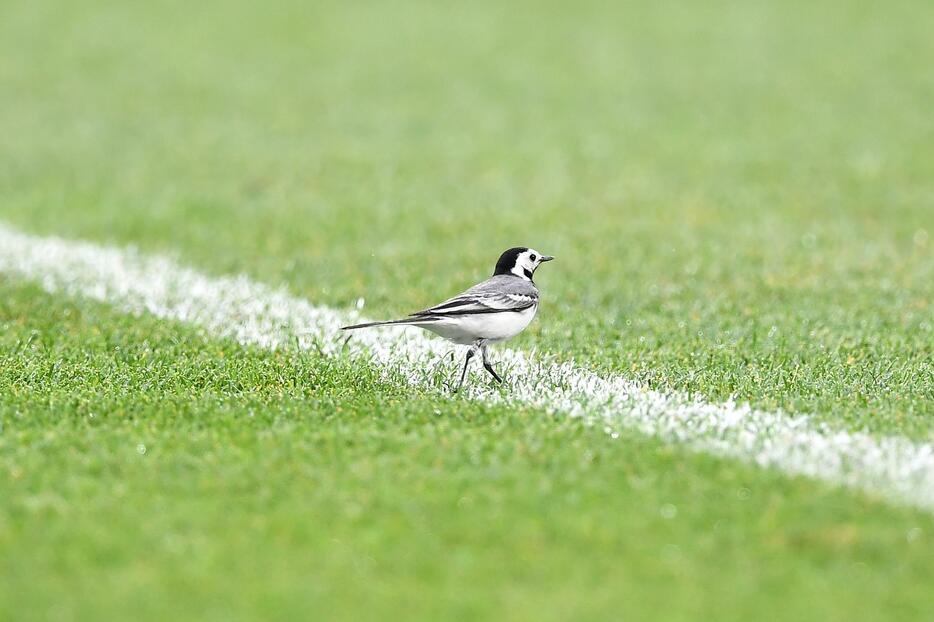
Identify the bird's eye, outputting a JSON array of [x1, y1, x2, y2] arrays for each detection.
[[529, 254, 537, 262]]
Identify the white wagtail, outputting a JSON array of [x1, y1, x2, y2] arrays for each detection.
[[342, 247, 554, 391]]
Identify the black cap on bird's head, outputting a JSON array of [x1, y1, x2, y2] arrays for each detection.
[[493, 247, 555, 281]]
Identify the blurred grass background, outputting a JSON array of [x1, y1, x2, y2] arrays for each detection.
[[1, 1, 933, 619]]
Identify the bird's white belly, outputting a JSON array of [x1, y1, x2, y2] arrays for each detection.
[[422, 305, 538, 345]]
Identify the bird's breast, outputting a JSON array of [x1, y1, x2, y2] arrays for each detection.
[[466, 304, 538, 342], [420, 304, 539, 345]]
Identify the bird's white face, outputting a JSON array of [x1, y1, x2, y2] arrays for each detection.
[[510, 248, 554, 280]]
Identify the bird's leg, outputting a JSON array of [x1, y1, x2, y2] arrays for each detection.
[[453, 346, 476, 393], [480, 342, 503, 384]]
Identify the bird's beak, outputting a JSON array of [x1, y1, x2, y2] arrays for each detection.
[[540, 255, 555, 262]]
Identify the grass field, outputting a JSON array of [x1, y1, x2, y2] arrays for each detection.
[[2, 0, 933, 620]]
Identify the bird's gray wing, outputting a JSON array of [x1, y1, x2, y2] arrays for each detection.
[[410, 276, 539, 317]]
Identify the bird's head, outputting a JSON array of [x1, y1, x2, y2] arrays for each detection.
[[493, 247, 554, 281]]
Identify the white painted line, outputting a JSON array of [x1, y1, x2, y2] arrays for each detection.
[[2, 222, 933, 512]]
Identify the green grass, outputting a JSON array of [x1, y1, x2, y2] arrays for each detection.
[[2, 281, 933, 621], [1, 0, 933, 619]]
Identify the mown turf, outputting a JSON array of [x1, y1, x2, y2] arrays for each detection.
[[1, 0, 933, 619], [1, 0, 931, 435], [2, 281, 933, 622]]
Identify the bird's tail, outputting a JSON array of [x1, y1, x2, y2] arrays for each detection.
[[341, 316, 439, 331]]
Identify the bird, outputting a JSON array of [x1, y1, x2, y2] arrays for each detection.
[[341, 247, 554, 392]]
